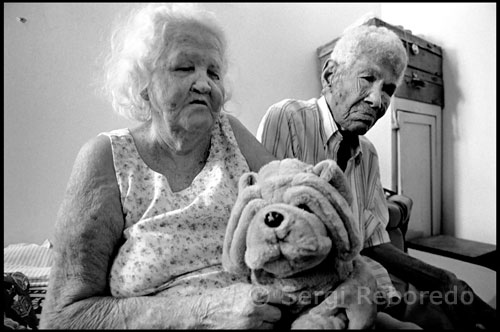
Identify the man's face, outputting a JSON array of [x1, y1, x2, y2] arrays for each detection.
[[325, 56, 400, 135]]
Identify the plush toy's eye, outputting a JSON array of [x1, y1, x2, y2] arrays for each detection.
[[297, 204, 312, 214]]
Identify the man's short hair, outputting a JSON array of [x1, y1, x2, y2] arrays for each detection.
[[330, 24, 408, 86]]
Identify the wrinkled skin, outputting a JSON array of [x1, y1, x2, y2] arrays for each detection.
[[290, 257, 378, 330], [322, 55, 398, 136]]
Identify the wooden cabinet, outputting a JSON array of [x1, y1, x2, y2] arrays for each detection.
[[317, 17, 444, 240]]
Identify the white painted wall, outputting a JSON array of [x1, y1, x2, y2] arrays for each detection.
[[4, 3, 139, 246], [380, 3, 496, 245], [4, 3, 381, 245]]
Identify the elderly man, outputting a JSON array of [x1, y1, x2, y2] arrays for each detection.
[[257, 24, 495, 329]]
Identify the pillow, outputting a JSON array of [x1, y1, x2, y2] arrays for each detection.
[[4, 240, 54, 287]]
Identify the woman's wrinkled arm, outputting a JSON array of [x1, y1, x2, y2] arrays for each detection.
[[40, 135, 282, 329], [227, 114, 277, 172], [39, 136, 202, 328]]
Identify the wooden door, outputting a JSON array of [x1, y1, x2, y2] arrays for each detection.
[[394, 99, 442, 239]]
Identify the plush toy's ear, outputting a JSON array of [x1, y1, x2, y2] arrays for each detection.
[[239, 171, 258, 189], [222, 172, 262, 276], [295, 159, 361, 261], [312, 159, 352, 205]]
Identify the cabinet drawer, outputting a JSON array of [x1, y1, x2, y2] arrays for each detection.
[[396, 68, 444, 107]]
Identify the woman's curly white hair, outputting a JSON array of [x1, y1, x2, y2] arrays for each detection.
[[103, 3, 228, 122], [330, 24, 408, 87]]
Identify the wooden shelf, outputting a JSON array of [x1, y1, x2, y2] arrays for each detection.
[[407, 235, 497, 271]]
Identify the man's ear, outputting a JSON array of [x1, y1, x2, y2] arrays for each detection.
[[321, 58, 335, 89]]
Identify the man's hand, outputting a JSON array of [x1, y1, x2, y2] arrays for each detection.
[[293, 257, 378, 329], [363, 242, 497, 330]]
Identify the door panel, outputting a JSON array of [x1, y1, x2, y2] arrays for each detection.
[[397, 111, 437, 239]]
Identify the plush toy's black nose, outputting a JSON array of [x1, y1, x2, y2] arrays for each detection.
[[264, 211, 284, 228]]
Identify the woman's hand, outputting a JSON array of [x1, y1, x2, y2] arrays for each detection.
[[197, 283, 284, 329]]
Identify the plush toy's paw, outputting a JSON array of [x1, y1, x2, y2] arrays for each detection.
[[291, 309, 348, 330]]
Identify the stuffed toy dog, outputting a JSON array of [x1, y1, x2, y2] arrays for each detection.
[[222, 158, 378, 329]]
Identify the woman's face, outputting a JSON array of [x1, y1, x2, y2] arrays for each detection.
[[149, 24, 225, 136]]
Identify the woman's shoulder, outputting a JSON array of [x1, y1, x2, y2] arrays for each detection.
[[224, 113, 276, 172], [57, 134, 121, 216], [73, 134, 115, 179], [100, 128, 130, 138]]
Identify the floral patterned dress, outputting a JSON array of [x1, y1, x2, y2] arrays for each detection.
[[100, 113, 250, 298]]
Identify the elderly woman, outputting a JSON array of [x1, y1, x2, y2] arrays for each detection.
[[39, 3, 282, 329]]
